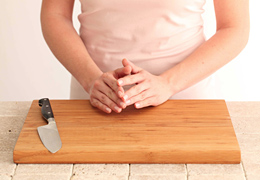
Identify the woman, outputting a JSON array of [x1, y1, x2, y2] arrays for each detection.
[[40, 0, 249, 113]]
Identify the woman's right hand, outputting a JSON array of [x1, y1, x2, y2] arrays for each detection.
[[89, 65, 132, 113]]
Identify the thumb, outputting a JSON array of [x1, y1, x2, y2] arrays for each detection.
[[122, 58, 141, 74], [114, 65, 132, 79]]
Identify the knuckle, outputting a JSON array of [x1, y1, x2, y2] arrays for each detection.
[[126, 75, 135, 84], [129, 75, 134, 82], [90, 96, 95, 102], [141, 93, 146, 100], [102, 73, 109, 79], [93, 81, 100, 89], [146, 101, 153, 107], [126, 91, 132, 98], [109, 102, 116, 108], [133, 85, 140, 93], [99, 104, 105, 110], [142, 99, 151, 107], [89, 91, 95, 98], [110, 80, 116, 89], [100, 94, 106, 101], [107, 89, 113, 98], [122, 77, 129, 85], [91, 99, 98, 107], [98, 103, 106, 112]]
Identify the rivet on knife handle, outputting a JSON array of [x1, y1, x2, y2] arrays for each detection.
[[39, 98, 54, 120]]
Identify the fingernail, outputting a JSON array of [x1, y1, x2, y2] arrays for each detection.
[[118, 91, 123, 97], [126, 100, 131, 105], [120, 102, 126, 108], [118, 80, 123, 85], [106, 107, 111, 113], [115, 106, 121, 112], [135, 103, 140, 108], [123, 95, 128, 101]]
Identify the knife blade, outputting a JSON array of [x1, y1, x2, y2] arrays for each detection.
[[37, 98, 62, 153]]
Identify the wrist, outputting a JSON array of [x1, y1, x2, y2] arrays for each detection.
[[81, 71, 103, 93], [160, 71, 179, 97]]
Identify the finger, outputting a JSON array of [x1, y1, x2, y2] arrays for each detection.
[[122, 58, 141, 74], [93, 80, 126, 108], [90, 98, 112, 113], [117, 72, 145, 87], [134, 96, 156, 109], [114, 65, 132, 78], [92, 90, 123, 113], [102, 73, 125, 98], [100, 81, 126, 109], [125, 89, 151, 106], [123, 83, 149, 102], [113, 65, 132, 97]]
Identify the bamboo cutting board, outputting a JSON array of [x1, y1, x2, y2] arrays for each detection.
[[13, 100, 240, 164]]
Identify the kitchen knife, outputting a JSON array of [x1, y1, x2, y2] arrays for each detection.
[[37, 98, 62, 153]]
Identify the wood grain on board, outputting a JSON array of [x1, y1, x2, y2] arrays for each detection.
[[13, 100, 240, 164]]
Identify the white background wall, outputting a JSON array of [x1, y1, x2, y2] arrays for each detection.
[[0, 0, 259, 101]]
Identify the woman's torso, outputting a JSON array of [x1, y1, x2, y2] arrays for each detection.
[[71, 0, 217, 99]]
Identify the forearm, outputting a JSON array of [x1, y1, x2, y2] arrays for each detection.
[[161, 27, 249, 96], [41, 13, 102, 92]]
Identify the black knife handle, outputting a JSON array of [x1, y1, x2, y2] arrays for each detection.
[[39, 98, 54, 120]]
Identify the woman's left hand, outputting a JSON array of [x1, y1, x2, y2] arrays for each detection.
[[117, 59, 173, 109]]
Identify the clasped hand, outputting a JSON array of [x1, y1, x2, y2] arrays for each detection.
[[89, 58, 173, 113]]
